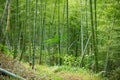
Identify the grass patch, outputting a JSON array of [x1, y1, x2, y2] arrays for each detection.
[[23, 64, 102, 80]]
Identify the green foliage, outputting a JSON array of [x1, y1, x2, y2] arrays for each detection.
[[109, 67, 120, 80], [84, 54, 94, 66], [63, 54, 80, 67], [0, 44, 10, 55], [63, 54, 76, 66], [0, 0, 120, 79], [45, 34, 66, 44], [52, 65, 89, 74]]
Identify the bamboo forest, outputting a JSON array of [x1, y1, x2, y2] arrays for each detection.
[[0, 0, 120, 80]]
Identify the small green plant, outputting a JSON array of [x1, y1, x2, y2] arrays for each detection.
[[0, 44, 10, 55], [63, 54, 76, 66]]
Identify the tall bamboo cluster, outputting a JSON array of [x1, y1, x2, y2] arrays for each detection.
[[0, 0, 119, 73]]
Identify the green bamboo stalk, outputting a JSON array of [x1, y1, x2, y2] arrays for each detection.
[[39, 0, 43, 64], [32, 0, 38, 69], [58, 0, 62, 65], [90, 0, 98, 72], [14, 0, 19, 59], [66, 0, 69, 54], [0, 68, 25, 80]]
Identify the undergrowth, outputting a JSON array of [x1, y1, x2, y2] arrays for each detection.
[[0, 53, 102, 80], [23, 64, 102, 80]]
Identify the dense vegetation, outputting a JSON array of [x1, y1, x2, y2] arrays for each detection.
[[0, 0, 120, 80]]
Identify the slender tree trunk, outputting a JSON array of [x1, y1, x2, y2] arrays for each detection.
[[85, 0, 90, 55], [66, 0, 69, 54], [39, 0, 43, 64], [42, 0, 47, 64], [19, 22, 25, 61], [19, 0, 28, 61], [80, 0, 84, 57], [28, 0, 32, 62], [61, 0, 66, 58], [94, 0, 98, 65], [14, 0, 19, 59], [0, 0, 10, 51], [80, 33, 92, 67], [5, 0, 11, 54], [6, 1, 10, 33], [90, 0, 98, 72], [32, 0, 38, 69], [104, 16, 115, 76], [58, 0, 62, 65]]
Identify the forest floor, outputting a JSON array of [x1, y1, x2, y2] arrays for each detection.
[[0, 52, 102, 80]]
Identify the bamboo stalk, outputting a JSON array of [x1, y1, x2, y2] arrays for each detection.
[[0, 68, 25, 80]]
